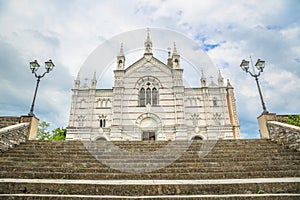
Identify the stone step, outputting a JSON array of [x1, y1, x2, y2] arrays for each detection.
[[5, 144, 284, 151], [1, 170, 299, 180], [1, 193, 300, 199], [2, 153, 298, 162], [0, 178, 299, 196], [1, 139, 299, 198], [2, 155, 299, 164], [12, 140, 280, 147], [4, 145, 294, 153], [17, 141, 278, 147], [1, 159, 298, 170], [0, 164, 298, 174]]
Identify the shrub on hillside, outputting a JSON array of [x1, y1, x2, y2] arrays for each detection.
[[286, 115, 300, 127]]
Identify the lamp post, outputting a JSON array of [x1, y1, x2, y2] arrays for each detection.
[[240, 56, 268, 114], [28, 59, 55, 116]]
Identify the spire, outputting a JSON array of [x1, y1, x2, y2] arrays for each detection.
[[173, 42, 178, 55], [172, 42, 180, 69], [74, 72, 80, 89], [201, 69, 207, 87], [144, 28, 153, 54], [76, 72, 80, 81], [167, 47, 171, 58], [91, 71, 97, 88], [119, 43, 124, 56], [117, 43, 125, 70], [147, 28, 151, 42], [227, 79, 233, 88], [167, 47, 173, 67], [218, 68, 224, 86]]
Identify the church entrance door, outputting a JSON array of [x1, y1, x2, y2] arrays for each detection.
[[143, 131, 155, 140]]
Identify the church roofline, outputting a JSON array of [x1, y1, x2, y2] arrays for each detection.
[[123, 54, 172, 73]]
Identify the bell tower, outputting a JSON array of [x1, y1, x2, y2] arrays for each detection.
[[117, 43, 125, 70]]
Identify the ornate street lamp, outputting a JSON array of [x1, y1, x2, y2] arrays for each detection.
[[28, 59, 55, 116], [240, 56, 268, 114]]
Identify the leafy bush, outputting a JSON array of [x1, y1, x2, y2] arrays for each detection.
[[49, 128, 66, 140], [37, 121, 66, 140], [37, 121, 51, 140], [285, 115, 300, 127]]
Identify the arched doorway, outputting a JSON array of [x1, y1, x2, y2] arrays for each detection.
[[95, 137, 107, 141], [136, 113, 162, 141], [192, 136, 203, 140], [140, 117, 157, 140]]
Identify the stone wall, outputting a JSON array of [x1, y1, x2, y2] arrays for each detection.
[[0, 123, 30, 152], [0, 116, 21, 129], [267, 120, 300, 151], [0, 116, 39, 151]]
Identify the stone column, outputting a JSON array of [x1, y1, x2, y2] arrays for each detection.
[[20, 115, 39, 140], [257, 113, 276, 139]]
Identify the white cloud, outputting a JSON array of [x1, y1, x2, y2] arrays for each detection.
[[0, 0, 299, 138]]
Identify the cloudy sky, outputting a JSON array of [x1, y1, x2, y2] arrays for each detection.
[[0, 0, 299, 138]]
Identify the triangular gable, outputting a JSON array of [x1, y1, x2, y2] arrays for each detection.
[[124, 55, 172, 77]]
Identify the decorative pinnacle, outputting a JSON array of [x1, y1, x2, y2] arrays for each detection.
[[92, 71, 97, 80], [167, 47, 171, 58], [173, 42, 178, 55], [146, 28, 151, 42], [76, 71, 80, 80], [144, 28, 152, 54], [119, 43, 124, 56], [218, 68, 223, 78], [201, 69, 206, 78]]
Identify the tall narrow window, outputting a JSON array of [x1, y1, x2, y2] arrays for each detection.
[[213, 98, 218, 106], [152, 88, 158, 106], [140, 88, 145, 106], [98, 115, 106, 128], [99, 119, 106, 128], [146, 88, 151, 105], [138, 82, 160, 107]]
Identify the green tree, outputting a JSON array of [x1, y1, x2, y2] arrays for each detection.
[[49, 127, 66, 140], [36, 121, 66, 140], [37, 121, 51, 140]]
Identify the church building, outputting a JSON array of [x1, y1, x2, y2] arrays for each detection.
[[66, 31, 240, 141]]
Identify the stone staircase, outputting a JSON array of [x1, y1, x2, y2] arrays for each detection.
[[0, 139, 299, 199]]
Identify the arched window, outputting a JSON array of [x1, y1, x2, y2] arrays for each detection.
[[213, 98, 218, 106], [139, 88, 145, 106], [146, 88, 151, 105], [99, 119, 106, 128], [138, 82, 159, 107], [98, 115, 106, 128], [152, 88, 158, 106]]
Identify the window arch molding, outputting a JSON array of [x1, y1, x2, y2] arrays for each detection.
[[136, 76, 162, 107], [135, 76, 162, 89]]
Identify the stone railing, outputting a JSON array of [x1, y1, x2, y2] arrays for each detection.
[[275, 114, 300, 124], [0, 116, 21, 129], [0, 123, 30, 152], [267, 121, 300, 151]]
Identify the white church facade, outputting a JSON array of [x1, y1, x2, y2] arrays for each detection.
[[66, 32, 240, 141]]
